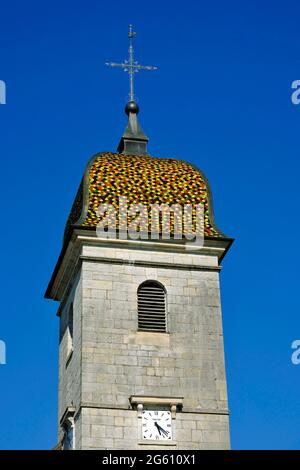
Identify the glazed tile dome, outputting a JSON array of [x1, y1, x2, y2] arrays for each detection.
[[64, 152, 225, 242]]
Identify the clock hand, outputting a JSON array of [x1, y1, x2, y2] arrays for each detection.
[[156, 423, 169, 436], [154, 422, 162, 435]]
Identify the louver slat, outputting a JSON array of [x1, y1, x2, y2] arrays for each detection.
[[138, 282, 166, 332]]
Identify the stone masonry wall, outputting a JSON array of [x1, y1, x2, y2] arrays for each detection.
[[78, 407, 229, 450], [58, 270, 82, 444], [66, 244, 230, 449]]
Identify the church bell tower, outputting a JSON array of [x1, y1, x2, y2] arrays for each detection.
[[45, 25, 233, 450]]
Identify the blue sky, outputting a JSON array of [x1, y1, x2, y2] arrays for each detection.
[[0, 0, 300, 449]]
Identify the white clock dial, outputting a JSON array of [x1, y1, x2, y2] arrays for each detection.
[[142, 410, 172, 440]]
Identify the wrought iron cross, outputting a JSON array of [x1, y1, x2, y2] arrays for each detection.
[[106, 24, 157, 102]]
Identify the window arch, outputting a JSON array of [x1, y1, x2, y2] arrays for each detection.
[[137, 281, 167, 332]]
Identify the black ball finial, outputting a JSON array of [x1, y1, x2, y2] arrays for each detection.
[[125, 100, 139, 115]]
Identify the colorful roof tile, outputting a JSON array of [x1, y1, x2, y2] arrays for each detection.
[[64, 152, 225, 242]]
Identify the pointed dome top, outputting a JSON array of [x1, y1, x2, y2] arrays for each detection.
[[106, 25, 157, 155], [117, 100, 149, 155]]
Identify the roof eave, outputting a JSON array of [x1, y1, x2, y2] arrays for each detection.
[[44, 226, 234, 301]]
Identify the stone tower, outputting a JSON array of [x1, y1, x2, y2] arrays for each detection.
[[45, 28, 233, 451]]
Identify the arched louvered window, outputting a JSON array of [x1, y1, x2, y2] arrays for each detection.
[[137, 281, 167, 332]]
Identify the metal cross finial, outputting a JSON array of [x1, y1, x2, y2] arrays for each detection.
[[106, 24, 157, 102]]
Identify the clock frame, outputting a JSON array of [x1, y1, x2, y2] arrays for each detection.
[[142, 410, 172, 441]]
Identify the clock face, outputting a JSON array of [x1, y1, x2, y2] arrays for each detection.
[[142, 410, 172, 440]]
